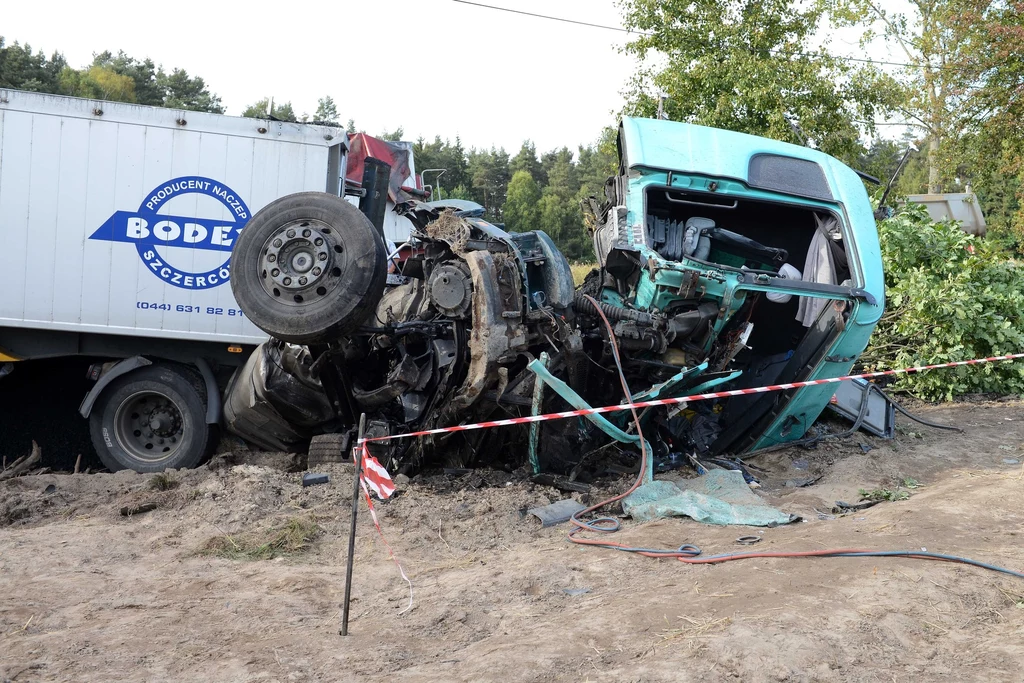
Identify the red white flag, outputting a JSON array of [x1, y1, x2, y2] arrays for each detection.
[[359, 445, 396, 499]]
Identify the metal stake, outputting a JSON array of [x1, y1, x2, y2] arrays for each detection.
[[340, 413, 366, 636]]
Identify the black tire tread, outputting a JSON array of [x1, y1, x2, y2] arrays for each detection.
[[307, 433, 352, 466]]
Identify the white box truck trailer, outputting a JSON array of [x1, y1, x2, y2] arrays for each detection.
[[0, 89, 351, 472]]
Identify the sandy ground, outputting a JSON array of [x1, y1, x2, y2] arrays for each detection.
[[3, 401, 1024, 682]]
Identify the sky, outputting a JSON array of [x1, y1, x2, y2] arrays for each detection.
[[3, 0, 641, 153], [4, 0, 907, 154]]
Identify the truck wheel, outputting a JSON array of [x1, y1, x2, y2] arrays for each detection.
[[230, 192, 388, 344], [89, 365, 212, 473]]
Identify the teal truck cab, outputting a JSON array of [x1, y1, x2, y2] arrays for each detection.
[[578, 117, 884, 456]]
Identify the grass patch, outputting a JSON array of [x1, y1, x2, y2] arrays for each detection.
[[859, 478, 920, 502], [148, 473, 180, 491], [200, 516, 320, 561], [570, 262, 597, 286]]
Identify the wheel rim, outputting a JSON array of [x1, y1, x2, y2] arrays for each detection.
[[113, 390, 185, 463], [258, 218, 341, 306]]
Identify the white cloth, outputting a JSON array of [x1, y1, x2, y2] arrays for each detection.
[[796, 215, 838, 327], [767, 263, 803, 304]]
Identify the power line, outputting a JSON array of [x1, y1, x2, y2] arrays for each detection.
[[449, 0, 962, 71], [451, 0, 647, 35]]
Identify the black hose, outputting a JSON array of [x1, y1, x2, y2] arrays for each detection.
[[573, 293, 653, 325], [873, 386, 963, 432]]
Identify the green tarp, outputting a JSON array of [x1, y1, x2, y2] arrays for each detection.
[[622, 469, 798, 526]]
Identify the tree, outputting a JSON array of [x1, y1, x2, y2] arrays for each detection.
[[378, 126, 405, 142], [837, 1, 995, 193], [346, 118, 357, 134], [314, 96, 339, 124], [158, 68, 223, 112], [503, 171, 542, 232], [241, 98, 296, 121], [91, 50, 161, 105], [510, 140, 546, 186], [413, 136, 471, 199], [966, 2, 1024, 243], [469, 147, 510, 219], [1, 38, 224, 113], [576, 127, 618, 199], [0, 38, 66, 93], [619, 0, 898, 161], [60, 64, 136, 102], [539, 151, 588, 260], [541, 148, 577, 192]]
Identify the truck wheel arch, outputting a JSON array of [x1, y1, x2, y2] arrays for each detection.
[[80, 355, 222, 425], [79, 356, 153, 418]]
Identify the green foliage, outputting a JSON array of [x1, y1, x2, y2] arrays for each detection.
[[539, 151, 589, 260], [378, 126, 405, 142], [0, 38, 66, 93], [158, 68, 223, 113], [860, 477, 918, 501], [503, 171, 542, 232], [510, 141, 546, 186], [92, 50, 161, 105], [413, 135, 472, 201], [75, 65, 136, 102], [863, 203, 1024, 399], [314, 96, 339, 124], [469, 147, 511, 220], [414, 131, 613, 255], [0, 37, 222, 112], [835, 1, 993, 193], [620, 0, 898, 162], [858, 486, 910, 502], [575, 127, 618, 199], [241, 98, 296, 121]]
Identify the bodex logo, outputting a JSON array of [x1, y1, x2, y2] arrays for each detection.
[[89, 176, 251, 290]]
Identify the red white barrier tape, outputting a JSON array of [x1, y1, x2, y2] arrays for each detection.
[[357, 353, 1024, 445]]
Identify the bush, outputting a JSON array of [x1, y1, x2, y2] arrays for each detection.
[[862, 203, 1024, 399]]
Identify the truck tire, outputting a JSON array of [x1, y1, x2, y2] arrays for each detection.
[[230, 192, 388, 344], [89, 364, 213, 473]]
